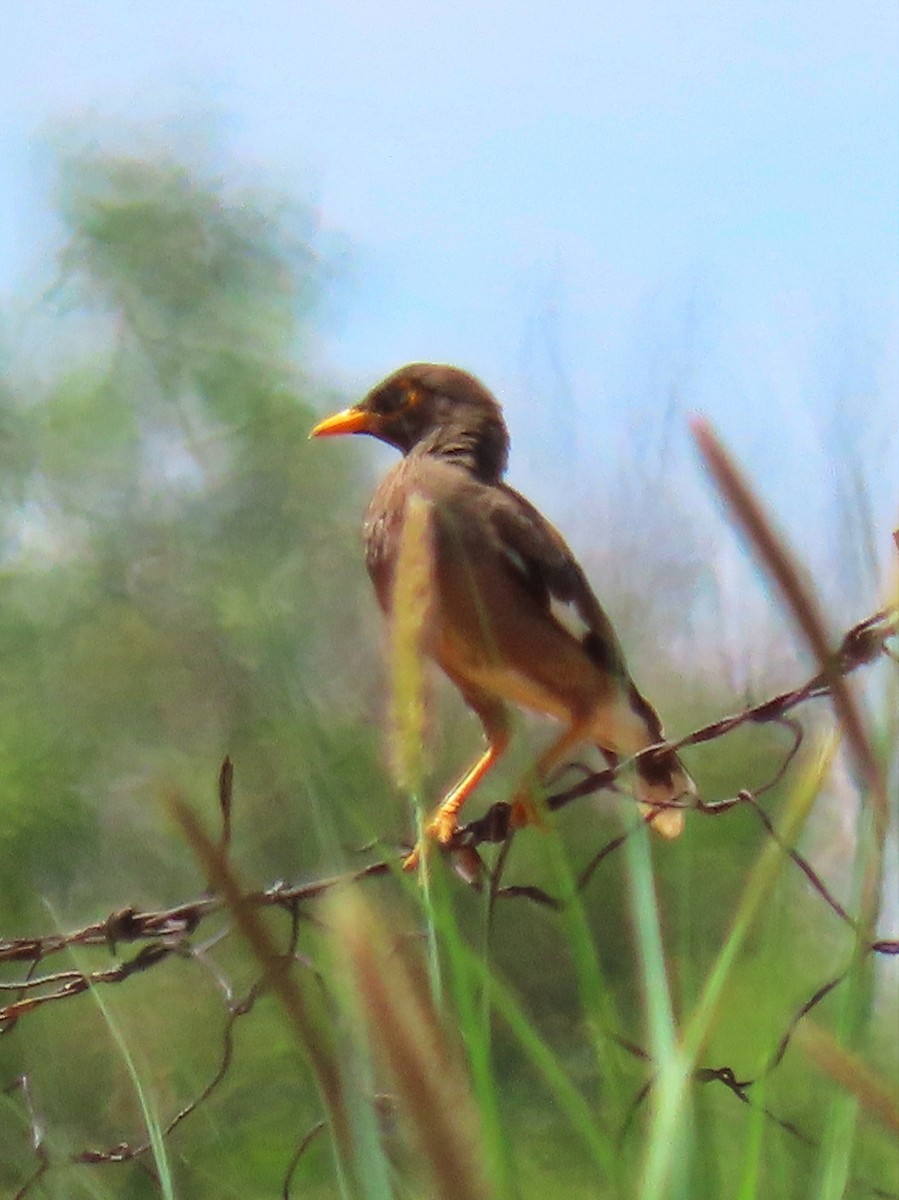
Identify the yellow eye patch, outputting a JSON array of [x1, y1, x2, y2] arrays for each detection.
[[405, 384, 424, 408]]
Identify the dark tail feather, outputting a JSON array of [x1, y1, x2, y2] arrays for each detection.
[[627, 682, 695, 839]]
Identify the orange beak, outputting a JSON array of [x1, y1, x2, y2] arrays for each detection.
[[308, 405, 378, 439]]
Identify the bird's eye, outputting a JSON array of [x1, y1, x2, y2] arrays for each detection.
[[369, 380, 426, 420], [376, 382, 422, 417]]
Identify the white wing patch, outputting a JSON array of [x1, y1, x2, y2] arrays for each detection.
[[549, 594, 593, 644], [499, 539, 593, 648]]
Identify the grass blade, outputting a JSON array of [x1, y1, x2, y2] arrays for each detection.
[[330, 887, 494, 1200]]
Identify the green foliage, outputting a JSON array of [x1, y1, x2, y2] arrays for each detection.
[[0, 131, 895, 1200], [0, 136, 384, 913]]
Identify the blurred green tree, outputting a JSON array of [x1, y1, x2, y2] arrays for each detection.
[[0, 139, 386, 920]]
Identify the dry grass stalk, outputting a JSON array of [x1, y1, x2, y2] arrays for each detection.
[[389, 491, 435, 794], [170, 798, 359, 1191], [798, 1021, 899, 1136], [690, 417, 889, 840], [330, 888, 493, 1200]]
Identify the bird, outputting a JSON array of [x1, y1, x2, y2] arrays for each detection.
[[310, 363, 694, 867]]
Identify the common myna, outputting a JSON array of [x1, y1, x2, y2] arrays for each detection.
[[311, 364, 694, 865]]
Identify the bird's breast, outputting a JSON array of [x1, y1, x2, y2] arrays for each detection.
[[363, 472, 407, 613]]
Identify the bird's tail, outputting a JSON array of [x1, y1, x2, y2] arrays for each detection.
[[635, 754, 694, 839], [607, 681, 696, 838]]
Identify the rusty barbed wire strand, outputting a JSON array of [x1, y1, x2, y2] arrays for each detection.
[[71, 972, 268, 1166], [617, 1021, 898, 1200], [282, 1118, 327, 1199], [3, 913, 307, 1185], [461, 606, 897, 838], [1, 610, 894, 985], [1, 604, 896, 1196]]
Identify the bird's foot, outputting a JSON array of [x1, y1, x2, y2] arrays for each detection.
[[402, 808, 460, 872], [428, 807, 461, 845]]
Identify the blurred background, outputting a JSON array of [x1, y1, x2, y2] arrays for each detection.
[[0, 3, 896, 1197]]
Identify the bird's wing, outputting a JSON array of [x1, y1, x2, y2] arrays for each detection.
[[485, 484, 628, 679]]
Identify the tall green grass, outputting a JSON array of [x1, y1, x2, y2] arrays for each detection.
[[12, 441, 894, 1200], [288, 430, 895, 1199]]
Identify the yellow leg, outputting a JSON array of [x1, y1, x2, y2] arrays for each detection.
[[428, 743, 505, 842], [403, 735, 509, 871]]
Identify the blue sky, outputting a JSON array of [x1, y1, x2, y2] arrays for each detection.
[[1, 1, 897, 607]]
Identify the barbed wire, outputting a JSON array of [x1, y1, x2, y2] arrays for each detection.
[[1, 605, 896, 1198]]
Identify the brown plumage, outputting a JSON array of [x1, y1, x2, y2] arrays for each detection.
[[311, 363, 694, 865]]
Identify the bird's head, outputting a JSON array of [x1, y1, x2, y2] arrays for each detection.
[[310, 363, 509, 480]]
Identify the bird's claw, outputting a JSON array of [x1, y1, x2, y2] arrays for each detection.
[[428, 809, 461, 845], [402, 809, 462, 872], [401, 845, 422, 872]]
